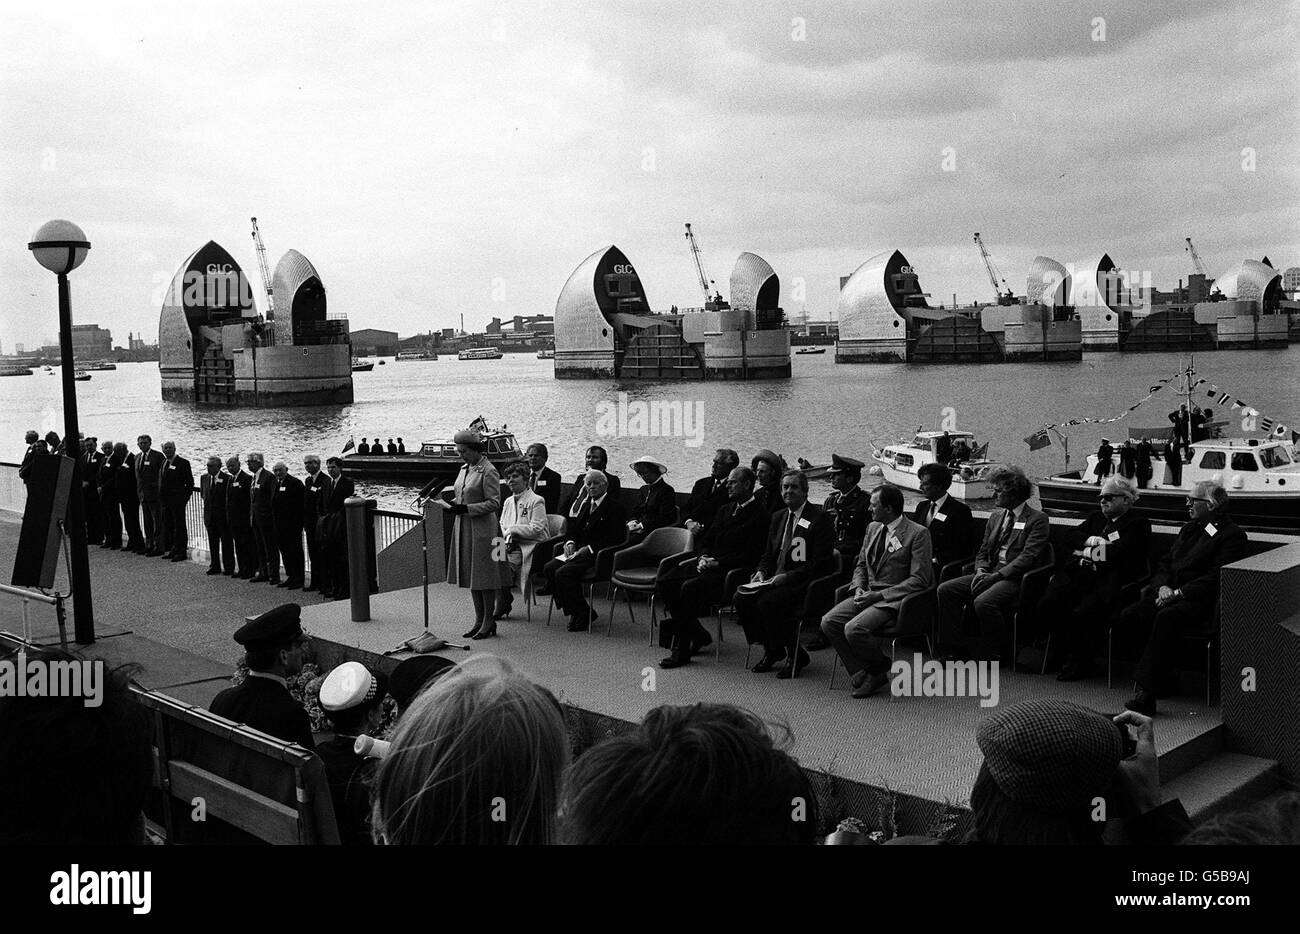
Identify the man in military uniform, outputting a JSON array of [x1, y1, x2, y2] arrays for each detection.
[[303, 454, 332, 592], [209, 603, 315, 750], [804, 454, 869, 651], [159, 441, 194, 561], [316, 661, 389, 845], [224, 455, 255, 577]]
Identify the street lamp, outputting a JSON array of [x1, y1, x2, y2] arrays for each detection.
[[28, 219, 95, 644]]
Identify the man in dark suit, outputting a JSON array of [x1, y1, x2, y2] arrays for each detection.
[[1135, 439, 1154, 489], [209, 603, 315, 750], [1120, 482, 1249, 716], [96, 440, 120, 550], [135, 434, 165, 556], [544, 470, 627, 631], [561, 446, 621, 517], [79, 437, 104, 545], [524, 442, 563, 514], [627, 456, 676, 537], [224, 455, 255, 577], [913, 462, 976, 575], [248, 452, 280, 584], [658, 465, 769, 668], [200, 456, 231, 575], [682, 448, 740, 533], [302, 454, 332, 591], [271, 461, 306, 590], [321, 456, 356, 598], [821, 484, 934, 696], [18, 430, 41, 484], [113, 442, 144, 552], [1043, 476, 1153, 681], [159, 441, 194, 561], [937, 465, 1050, 662], [736, 469, 835, 677]]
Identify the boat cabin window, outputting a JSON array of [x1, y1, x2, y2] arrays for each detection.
[[1198, 451, 1225, 470], [895, 453, 915, 468], [1260, 445, 1291, 468], [1230, 452, 1258, 472]]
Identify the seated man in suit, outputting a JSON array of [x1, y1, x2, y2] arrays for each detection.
[[658, 466, 770, 669], [524, 442, 563, 514], [1119, 481, 1248, 716], [913, 462, 976, 576], [627, 456, 677, 538], [736, 469, 834, 678], [682, 448, 739, 534], [561, 446, 622, 518], [1042, 476, 1153, 681], [821, 484, 933, 697], [937, 465, 1049, 662], [543, 469, 627, 631]]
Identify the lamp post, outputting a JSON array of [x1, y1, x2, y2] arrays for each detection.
[[28, 220, 95, 644]]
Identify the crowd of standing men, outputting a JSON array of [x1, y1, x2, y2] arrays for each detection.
[[18, 431, 357, 599]]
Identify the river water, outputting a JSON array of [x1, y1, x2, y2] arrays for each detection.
[[4, 349, 1298, 510]]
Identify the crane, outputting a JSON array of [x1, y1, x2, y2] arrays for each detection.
[[684, 222, 727, 310], [974, 232, 1015, 305], [1185, 237, 1208, 277], [250, 217, 275, 318]]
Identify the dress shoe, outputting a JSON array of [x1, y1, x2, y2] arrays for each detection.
[[660, 650, 690, 669], [462, 626, 482, 639], [170, 555, 187, 562], [535, 585, 552, 596], [249, 574, 267, 583], [850, 669, 870, 690], [751, 653, 785, 674], [804, 633, 831, 652], [851, 671, 891, 698], [776, 649, 811, 680], [567, 616, 592, 632], [285, 580, 303, 591], [267, 578, 282, 586], [223, 570, 236, 577], [493, 603, 512, 621], [690, 634, 713, 656], [1124, 688, 1158, 717], [472, 628, 497, 640]]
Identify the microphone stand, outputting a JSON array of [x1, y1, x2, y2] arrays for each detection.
[[386, 479, 470, 655]]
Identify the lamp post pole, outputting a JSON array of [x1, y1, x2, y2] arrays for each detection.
[[56, 272, 95, 644]]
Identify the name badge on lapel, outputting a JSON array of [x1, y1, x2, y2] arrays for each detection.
[[278, 485, 285, 492], [537, 479, 547, 486], [886, 535, 902, 552], [1013, 521, 1026, 531], [796, 518, 810, 529], [1106, 530, 1120, 542], [1205, 523, 1217, 537], [167, 465, 176, 471], [933, 512, 947, 522]]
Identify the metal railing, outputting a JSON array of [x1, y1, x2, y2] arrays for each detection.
[[373, 507, 420, 551], [0, 583, 67, 649]]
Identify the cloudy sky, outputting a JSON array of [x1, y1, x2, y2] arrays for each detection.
[[2, 0, 1296, 349]]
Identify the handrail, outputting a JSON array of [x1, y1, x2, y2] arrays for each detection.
[[0, 584, 59, 605]]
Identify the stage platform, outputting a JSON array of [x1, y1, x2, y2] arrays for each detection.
[[300, 580, 1225, 835]]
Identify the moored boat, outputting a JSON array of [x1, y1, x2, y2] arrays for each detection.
[[341, 423, 522, 481], [351, 358, 375, 372], [395, 350, 437, 361], [536, 348, 555, 359], [74, 370, 91, 381], [457, 347, 504, 361], [870, 430, 999, 499], [0, 365, 33, 377], [795, 346, 826, 355]]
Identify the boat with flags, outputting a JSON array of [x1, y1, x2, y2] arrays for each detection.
[[340, 417, 522, 482], [1034, 359, 1300, 532], [870, 429, 1000, 499]]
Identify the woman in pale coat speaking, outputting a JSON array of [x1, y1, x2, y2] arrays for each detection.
[[438, 429, 509, 639]]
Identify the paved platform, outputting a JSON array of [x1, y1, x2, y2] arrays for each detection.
[[299, 578, 1222, 809]]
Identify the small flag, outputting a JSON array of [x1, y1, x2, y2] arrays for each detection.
[[1232, 399, 1244, 410], [1274, 424, 1289, 438], [468, 415, 489, 433], [1024, 429, 1051, 451], [342, 436, 356, 454], [1215, 391, 1231, 406], [1260, 416, 1275, 432]]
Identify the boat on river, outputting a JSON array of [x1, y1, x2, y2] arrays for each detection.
[[871, 430, 1000, 499], [341, 423, 522, 482]]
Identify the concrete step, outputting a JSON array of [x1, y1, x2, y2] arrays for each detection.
[[1162, 751, 1280, 824]]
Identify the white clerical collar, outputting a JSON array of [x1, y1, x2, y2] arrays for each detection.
[[246, 670, 287, 688]]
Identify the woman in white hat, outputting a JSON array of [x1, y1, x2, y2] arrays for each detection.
[[627, 455, 677, 539], [437, 429, 510, 638]]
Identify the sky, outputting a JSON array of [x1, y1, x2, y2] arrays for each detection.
[[1, 0, 1297, 350]]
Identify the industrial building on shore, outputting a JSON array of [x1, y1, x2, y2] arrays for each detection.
[[158, 240, 353, 406], [553, 245, 791, 380]]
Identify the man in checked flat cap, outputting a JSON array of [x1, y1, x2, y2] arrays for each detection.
[[316, 661, 389, 845], [209, 603, 315, 750]]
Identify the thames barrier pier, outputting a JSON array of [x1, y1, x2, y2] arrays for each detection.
[[553, 245, 791, 380], [158, 241, 353, 406]]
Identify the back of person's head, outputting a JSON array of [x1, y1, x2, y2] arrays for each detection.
[[372, 656, 567, 845], [561, 703, 817, 845], [1181, 793, 1300, 845], [0, 648, 151, 845]]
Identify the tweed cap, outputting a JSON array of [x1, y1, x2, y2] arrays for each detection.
[[975, 700, 1123, 813]]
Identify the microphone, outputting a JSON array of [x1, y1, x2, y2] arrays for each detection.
[[416, 477, 447, 503], [354, 735, 391, 759]]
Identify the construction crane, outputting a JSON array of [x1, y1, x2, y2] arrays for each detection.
[[684, 222, 727, 310], [250, 217, 275, 318], [974, 232, 1015, 305], [1185, 237, 1208, 277]]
